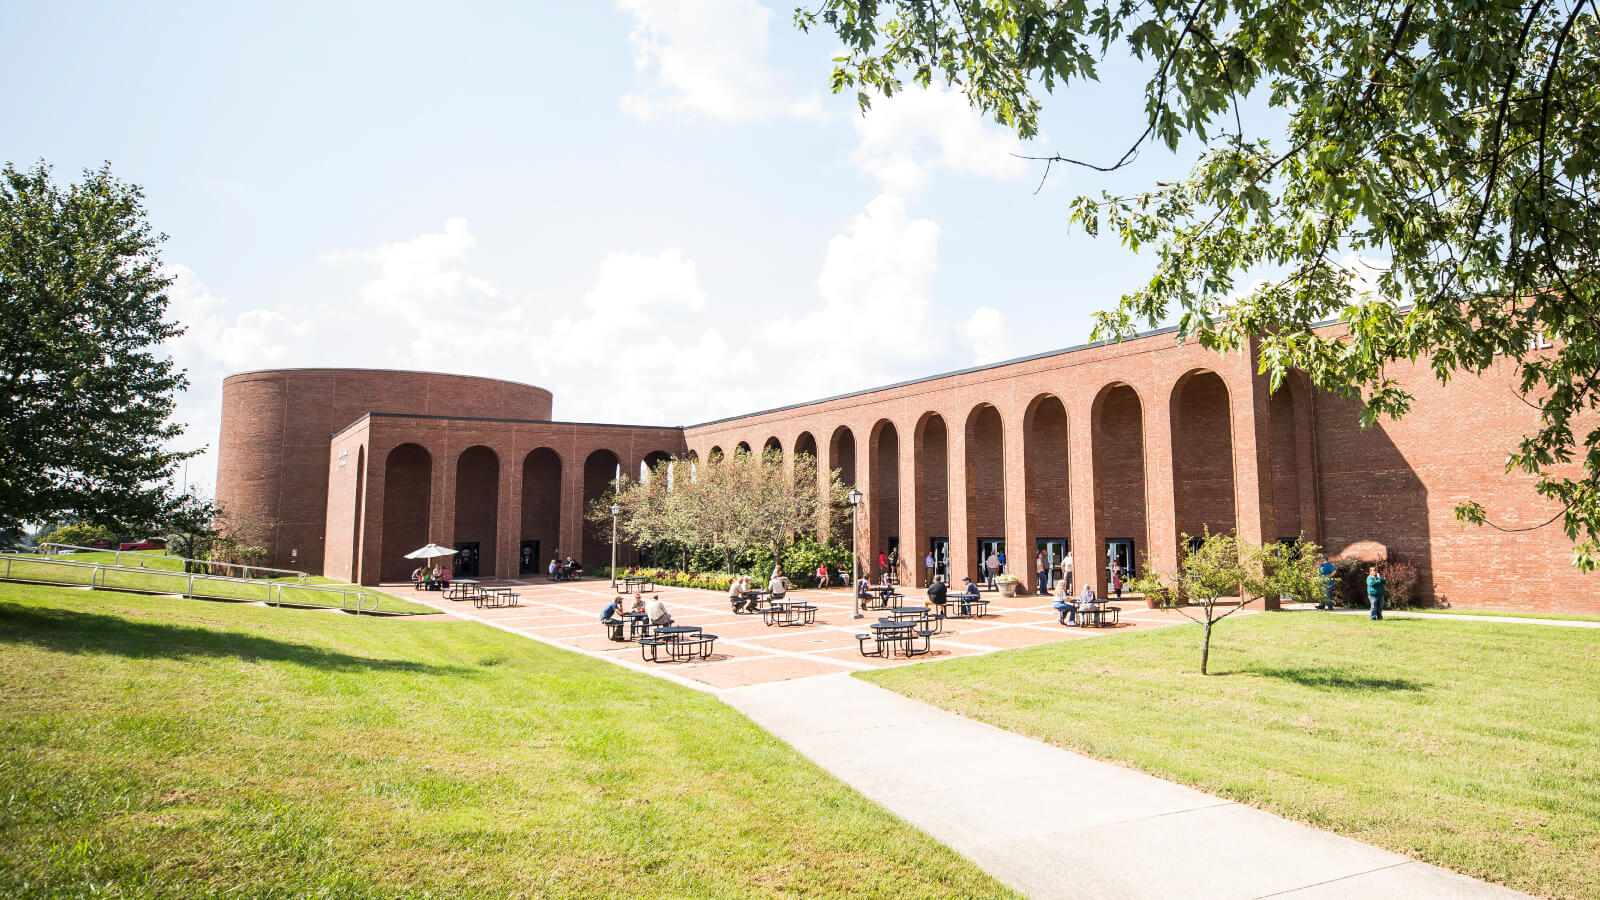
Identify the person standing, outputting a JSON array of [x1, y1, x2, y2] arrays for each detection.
[[877, 549, 888, 579], [985, 550, 1000, 589], [1035, 550, 1049, 595], [1317, 556, 1336, 609], [924, 550, 935, 585], [1110, 563, 1124, 599], [1366, 564, 1387, 620], [887, 548, 899, 583], [997, 549, 1007, 574], [1062, 550, 1074, 593]]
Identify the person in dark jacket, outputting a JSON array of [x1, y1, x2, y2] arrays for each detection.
[[927, 576, 948, 617]]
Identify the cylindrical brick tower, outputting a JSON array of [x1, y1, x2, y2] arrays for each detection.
[[215, 368, 552, 575]]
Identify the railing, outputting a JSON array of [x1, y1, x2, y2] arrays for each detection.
[[2, 554, 385, 614], [38, 543, 311, 583]]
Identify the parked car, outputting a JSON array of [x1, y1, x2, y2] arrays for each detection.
[[117, 538, 167, 551]]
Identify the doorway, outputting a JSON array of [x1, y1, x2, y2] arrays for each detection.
[[1036, 538, 1068, 591], [454, 541, 481, 578], [928, 537, 950, 583], [977, 538, 1006, 581], [519, 540, 539, 575], [1105, 538, 1136, 581]]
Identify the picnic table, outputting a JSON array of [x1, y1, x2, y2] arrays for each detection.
[[472, 585, 520, 608], [620, 575, 655, 593], [888, 604, 941, 633], [857, 619, 932, 657], [946, 594, 990, 619], [862, 587, 902, 610], [443, 579, 480, 601], [641, 625, 718, 663], [760, 598, 817, 627], [734, 589, 770, 614]]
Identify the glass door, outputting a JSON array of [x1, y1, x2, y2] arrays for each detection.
[[1035, 538, 1068, 591]]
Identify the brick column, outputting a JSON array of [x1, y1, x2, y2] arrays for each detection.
[[1067, 397, 1098, 596], [898, 417, 924, 587], [946, 413, 972, 583], [558, 447, 585, 565], [432, 440, 456, 550], [1235, 359, 1281, 609], [1000, 400, 1031, 591], [497, 445, 520, 580], [1142, 383, 1179, 581], [358, 445, 383, 586]]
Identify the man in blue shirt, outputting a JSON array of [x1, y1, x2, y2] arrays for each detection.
[[1317, 556, 1336, 609]]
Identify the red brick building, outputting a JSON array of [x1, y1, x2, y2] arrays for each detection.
[[216, 327, 1598, 613]]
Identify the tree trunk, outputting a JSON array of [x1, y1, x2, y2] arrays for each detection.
[[1201, 620, 1213, 675]]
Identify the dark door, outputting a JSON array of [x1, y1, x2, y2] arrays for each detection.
[[929, 537, 950, 582], [1105, 538, 1135, 582], [1036, 538, 1068, 590], [519, 540, 539, 575], [977, 538, 1006, 580], [454, 542, 480, 577]]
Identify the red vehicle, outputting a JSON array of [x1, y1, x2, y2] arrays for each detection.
[[118, 538, 167, 551]]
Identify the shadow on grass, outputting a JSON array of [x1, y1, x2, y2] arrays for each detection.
[[0, 602, 469, 675], [1237, 664, 1430, 692]]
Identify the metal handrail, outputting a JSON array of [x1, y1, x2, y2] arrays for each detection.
[[1, 554, 385, 615], [38, 543, 311, 583]]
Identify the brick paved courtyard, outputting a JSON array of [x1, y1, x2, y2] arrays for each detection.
[[387, 578, 1207, 688]]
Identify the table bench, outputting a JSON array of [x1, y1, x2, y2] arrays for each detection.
[[620, 575, 655, 594], [761, 601, 817, 627], [641, 626, 716, 663], [858, 621, 933, 657], [946, 596, 990, 618]]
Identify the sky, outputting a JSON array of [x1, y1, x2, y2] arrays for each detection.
[[2, 0, 1205, 493]]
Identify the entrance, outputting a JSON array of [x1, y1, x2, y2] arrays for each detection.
[[519, 540, 539, 575], [977, 537, 1006, 583], [928, 537, 950, 583], [1105, 538, 1136, 582], [454, 541, 481, 578], [1035, 538, 1068, 591]]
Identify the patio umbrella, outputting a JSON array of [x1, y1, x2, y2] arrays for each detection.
[[404, 543, 456, 560]]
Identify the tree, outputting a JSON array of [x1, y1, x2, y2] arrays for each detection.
[[798, 1, 1600, 569], [39, 522, 117, 548], [1130, 529, 1323, 673], [591, 448, 848, 573], [0, 161, 195, 533]]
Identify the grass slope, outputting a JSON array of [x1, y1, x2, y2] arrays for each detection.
[[0, 554, 433, 615], [0, 583, 1011, 898], [863, 613, 1600, 900]]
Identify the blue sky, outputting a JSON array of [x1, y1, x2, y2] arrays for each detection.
[[3, 0, 1200, 490]]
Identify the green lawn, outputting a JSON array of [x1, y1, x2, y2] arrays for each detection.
[[0, 582, 1011, 898], [863, 614, 1600, 900], [1411, 607, 1600, 623], [0, 554, 433, 615]]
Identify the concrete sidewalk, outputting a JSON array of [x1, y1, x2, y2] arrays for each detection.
[[722, 674, 1528, 900]]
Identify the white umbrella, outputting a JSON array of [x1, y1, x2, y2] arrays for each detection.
[[404, 543, 456, 560]]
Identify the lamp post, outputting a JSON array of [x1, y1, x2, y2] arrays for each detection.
[[609, 503, 621, 589], [847, 487, 863, 619]]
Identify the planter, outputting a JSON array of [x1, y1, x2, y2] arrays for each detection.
[[1145, 594, 1160, 609], [999, 580, 1023, 597]]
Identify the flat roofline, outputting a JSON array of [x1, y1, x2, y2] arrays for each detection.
[[331, 411, 686, 440], [224, 366, 550, 393], [685, 323, 1185, 429]]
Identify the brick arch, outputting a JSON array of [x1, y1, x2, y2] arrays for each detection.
[[582, 449, 623, 566], [1091, 382, 1147, 589], [964, 403, 1007, 581], [707, 445, 723, 463], [521, 447, 561, 575], [793, 431, 817, 460], [914, 411, 950, 584], [453, 445, 500, 578], [868, 418, 901, 578], [1268, 375, 1309, 541], [763, 435, 782, 456], [379, 443, 433, 582], [829, 425, 857, 487], [735, 440, 753, 455], [1023, 393, 1071, 591], [1170, 369, 1237, 544]]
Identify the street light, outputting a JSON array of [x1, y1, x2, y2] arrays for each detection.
[[847, 487, 863, 619], [609, 503, 621, 589]]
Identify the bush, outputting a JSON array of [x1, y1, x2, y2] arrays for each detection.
[[608, 567, 736, 592], [41, 523, 117, 548], [1331, 558, 1422, 608]]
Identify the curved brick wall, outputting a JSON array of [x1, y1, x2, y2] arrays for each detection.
[[216, 368, 553, 574]]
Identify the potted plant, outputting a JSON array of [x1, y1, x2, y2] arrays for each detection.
[[996, 573, 1022, 597]]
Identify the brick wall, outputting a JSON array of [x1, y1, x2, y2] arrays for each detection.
[[1173, 371, 1238, 540]]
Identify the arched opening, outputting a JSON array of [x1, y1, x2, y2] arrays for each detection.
[[915, 413, 950, 585], [829, 426, 856, 486], [380, 443, 431, 582], [583, 449, 624, 567], [735, 440, 752, 455], [520, 448, 561, 575], [763, 436, 782, 464], [964, 404, 1007, 582], [349, 446, 366, 583], [869, 419, 900, 579], [453, 446, 499, 578], [708, 445, 723, 464], [1024, 395, 1071, 592], [794, 431, 817, 461], [1092, 384, 1147, 588], [1172, 370, 1238, 543], [1269, 379, 1303, 540]]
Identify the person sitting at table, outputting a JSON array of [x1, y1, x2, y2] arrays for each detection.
[[410, 566, 423, 589], [644, 593, 673, 627], [856, 577, 873, 602], [878, 571, 894, 591], [567, 557, 583, 578], [548, 558, 560, 581], [768, 570, 789, 601], [629, 594, 647, 616], [601, 595, 625, 625], [962, 576, 981, 601], [927, 575, 948, 617], [437, 566, 451, 589], [419, 566, 434, 589], [1053, 579, 1079, 625], [728, 574, 749, 611]]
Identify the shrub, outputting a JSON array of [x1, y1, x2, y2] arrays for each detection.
[[41, 523, 117, 548], [1330, 558, 1423, 608]]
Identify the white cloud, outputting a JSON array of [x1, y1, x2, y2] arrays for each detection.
[[962, 306, 1009, 364], [852, 85, 1029, 195], [618, 0, 796, 121]]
